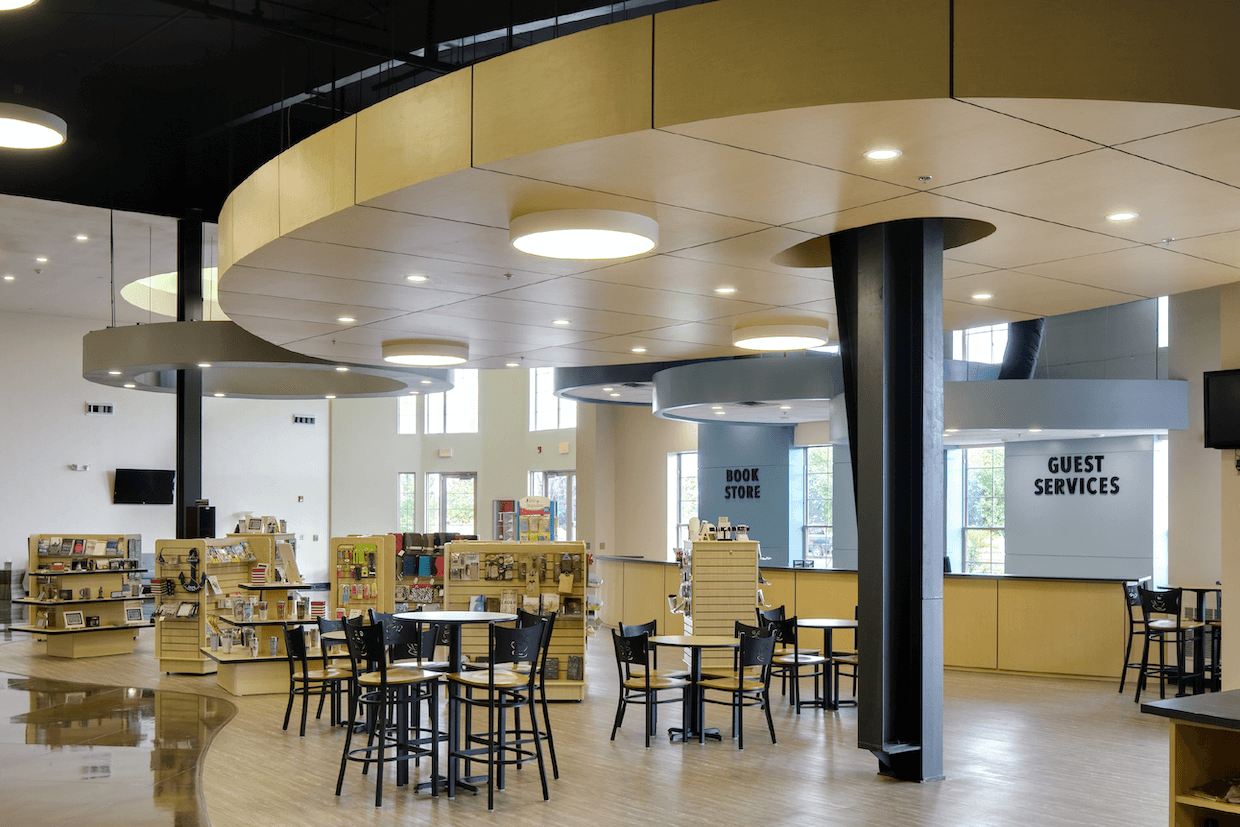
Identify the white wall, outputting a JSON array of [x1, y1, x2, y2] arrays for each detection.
[[1005, 436, 1154, 579], [2, 310, 330, 583], [608, 406, 696, 560], [329, 369, 576, 543]]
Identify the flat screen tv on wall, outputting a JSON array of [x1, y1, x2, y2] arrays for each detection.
[[1203, 369, 1240, 449], [113, 469, 175, 504]]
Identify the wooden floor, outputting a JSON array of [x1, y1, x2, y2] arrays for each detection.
[[0, 628, 1171, 827]]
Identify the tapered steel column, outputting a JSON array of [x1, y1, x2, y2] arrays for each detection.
[[175, 209, 203, 539], [829, 218, 945, 782]]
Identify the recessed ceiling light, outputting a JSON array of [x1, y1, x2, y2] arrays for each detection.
[[325, 395, 336, 399], [506, 362, 519, 368], [714, 410, 726, 415], [406, 274, 429, 283], [779, 405, 792, 410], [337, 316, 356, 323], [733, 322, 830, 351], [631, 347, 647, 353], [420, 380, 432, 385], [510, 209, 658, 260], [864, 148, 902, 161], [609, 393, 621, 397], [336, 366, 349, 372], [0, 101, 66, 149], [214, 393, 225, 398], [602, 387, 614, 392], [75, 234, 88, 241], [197, 362, 211, 368], [1028, 428, 1043, 433], [552, 319, 571, 326], [711, 405, 723, 410], [971, 292, 993, 300], [35, 256, 47, 263], [714, 286, 737, 295], [2, 275, 13, 281], [945, 428, 959, 433], [107, 370, 122, 375], [1107, 211, 1138, 222], [382, 339, 467, 366], [123, 383, 135, 389]]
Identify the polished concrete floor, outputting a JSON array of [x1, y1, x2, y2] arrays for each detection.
[[0, 603, 1172, 827]]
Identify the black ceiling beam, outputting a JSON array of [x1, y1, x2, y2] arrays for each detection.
[[149, 0, 453, 73]]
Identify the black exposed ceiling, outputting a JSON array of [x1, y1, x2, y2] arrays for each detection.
[[0, 0, 704, 220]]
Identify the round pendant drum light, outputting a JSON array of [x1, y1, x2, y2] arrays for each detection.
[[0, 0, 39, 10], [0, 101, 66, 149], [733, 323, 830, 351], [382, 339, 469, 366], [510, 209, 658, 259]]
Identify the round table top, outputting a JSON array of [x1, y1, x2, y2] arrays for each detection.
[[321, 630, 346, 641], [648, 634, 739, 648], [1170, 584, 1223, 592], [394, 610, 517, 624], [797, 617, 858, 629]]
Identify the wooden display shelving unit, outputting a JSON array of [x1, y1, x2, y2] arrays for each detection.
[[442, 540, 588, 700], [1144, 691, 1240, 827], [330, 534, 394, 620], [394, 532, 445, 613], [681, 540, 759, 674], [17, 533, 146, 658]]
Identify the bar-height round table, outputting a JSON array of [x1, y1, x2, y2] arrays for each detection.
[[648, 634, 739, 743], [1168, 584, 1223, 691], [796, 618, 859, 710], [394, 610, 517, 796]]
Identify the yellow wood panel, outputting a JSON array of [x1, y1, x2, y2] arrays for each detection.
[[996, 579, 1126, 678], [622, 561, 673, 631], [278, 117, 356, 236], [44, 628, 138, 659], [355, 68, 473, 205], [759, 568, 796, 618], [653, 0, 949, 129], [944, 577, 998, 669], [793, 570, 858, 650], [954, 0, 1240, 110], [224, 157, 281, 267], [473, 17, 652, 167]]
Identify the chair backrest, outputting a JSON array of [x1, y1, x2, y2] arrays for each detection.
[[735, 620, 765, 638], [1139, 586, 1183, 626], [756, 606, 785, 628], [516, 609, 543, 628], [369, 609, 396, 627], [618, 619, 657, 637], [1123, 582, 1141, 609], [738, 629, 777, 681], [344, 616, 387, 676], [283, 622, 309, 677], [767, 616, 799, 648], [612, 628, 651, 674], [489, 622, 543, 675], [388, 617, 438, 664]]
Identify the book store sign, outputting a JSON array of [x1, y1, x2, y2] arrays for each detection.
[[724, 468, 761, 500], [1033, 454, 1121, 496]]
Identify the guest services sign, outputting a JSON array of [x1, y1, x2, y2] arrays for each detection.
[[1033, 454, 1120, 496]]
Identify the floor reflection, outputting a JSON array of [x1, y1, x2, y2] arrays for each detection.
[[0, 672, 234, 827]]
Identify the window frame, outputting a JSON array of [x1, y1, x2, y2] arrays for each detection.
[[801, 444, 833, 568], [397, 472, 418, 532], [963, 444, 1006, 575], [425, 471, 478, 536], [669, 451, 698, 557], [425, 369, 479, 435], [529, 367, 577, 431]]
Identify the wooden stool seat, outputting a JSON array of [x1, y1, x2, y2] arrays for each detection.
[[447, 669, 526, 689], [293, 667, 348, 683], [698, 674, 764, 693], [356, 666, 439, 687], [621, 674, 689, 691]]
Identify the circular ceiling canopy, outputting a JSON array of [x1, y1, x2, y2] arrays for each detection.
[[732, 323, 831, 351], [83, 321, 453, 399], [119, 268, 229, 321], [0, 101, 65, 149]]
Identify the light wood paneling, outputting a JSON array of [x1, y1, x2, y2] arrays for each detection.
[[996, 579, 1125, 678], [794, 570, 858, 651], [355, 68, 473, 205], [954, 0, 1240, 109], [944, 577, 998, 669], [223, 156, 280, 271], [653, 0, 949, 128], [474, 18, 652, 167], [278, 118, 356, 237], [620, 560, 669, 631]]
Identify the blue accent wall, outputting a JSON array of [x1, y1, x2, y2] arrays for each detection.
[[698, 423, 795, 566]]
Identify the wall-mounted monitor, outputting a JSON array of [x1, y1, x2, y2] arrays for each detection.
[[1204, 369, 1240, 449], [113, 469, 175, 504]]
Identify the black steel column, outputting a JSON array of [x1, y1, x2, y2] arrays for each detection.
[[829, 219, 945, 782], [175, 209, 203, 539]]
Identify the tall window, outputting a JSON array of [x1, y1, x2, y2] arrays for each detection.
[[397, 396, 418, 435], [804, 445, 833, 567], [668, 452, 698, 554], [397, 473, 417, 531], [952, 323, 1009, 364], [530, 367, 577, 431], [425, 472, 477, 535], [426, 369, 479, 434], [530, 470, 577, 540], [964, 446, 1005, 574]]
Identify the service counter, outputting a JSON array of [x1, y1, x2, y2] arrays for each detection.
[[594, 556, 1128, 680]]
